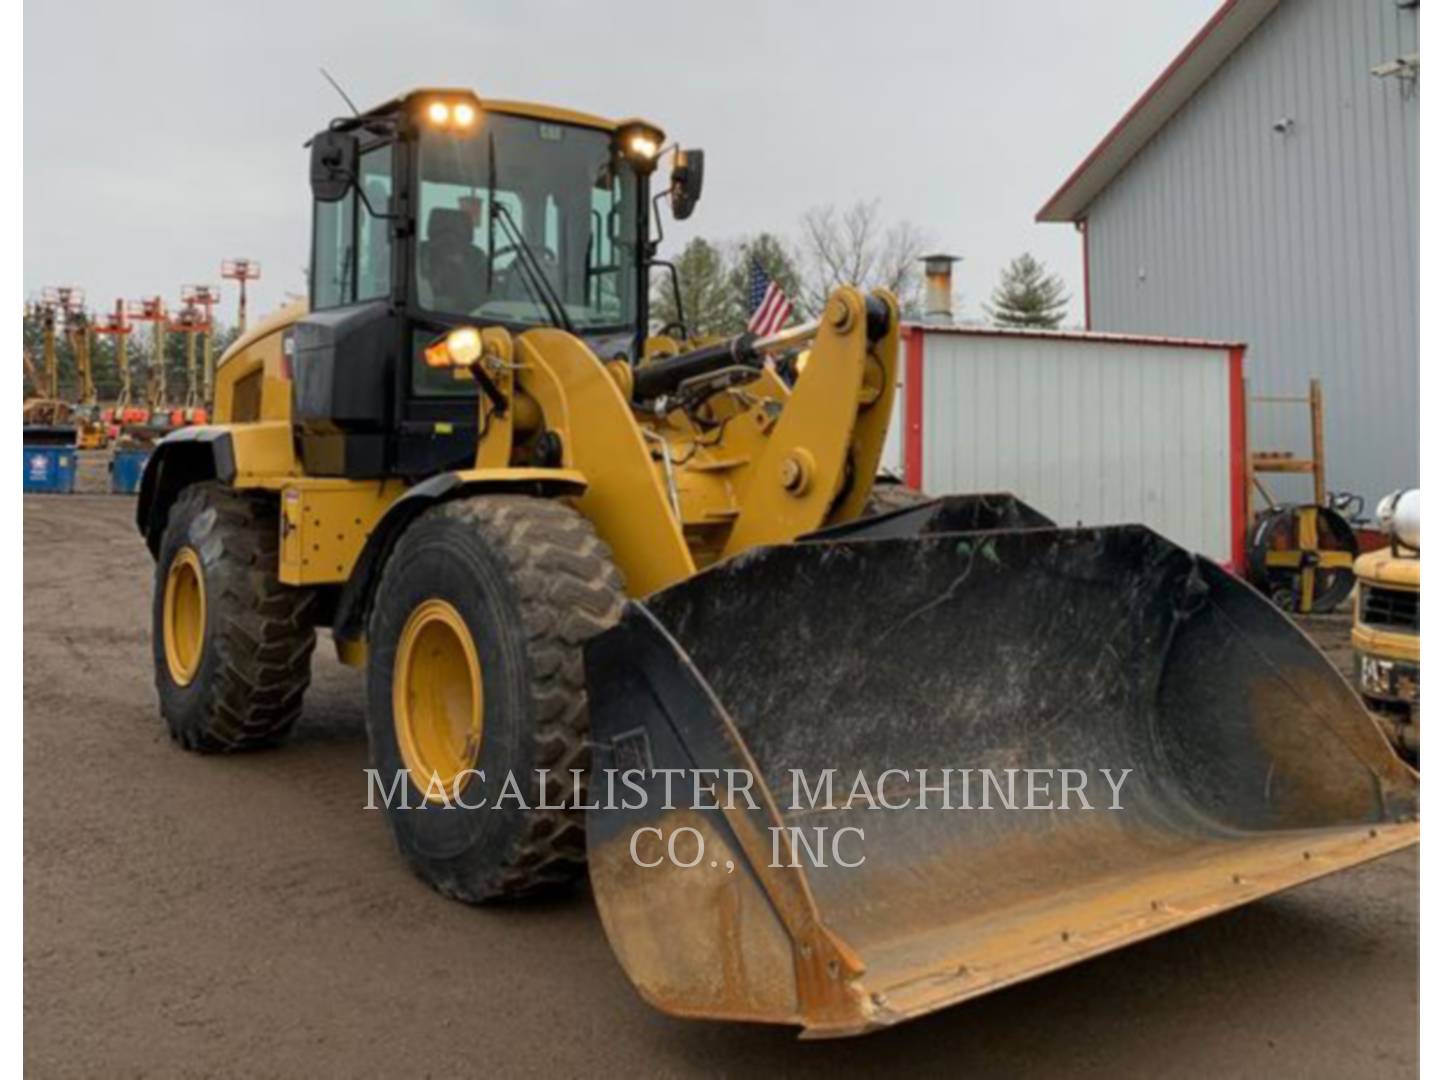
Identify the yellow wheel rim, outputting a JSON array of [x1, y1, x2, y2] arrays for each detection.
[[163, 546, 207, 686], [393, 598, 484, 801]]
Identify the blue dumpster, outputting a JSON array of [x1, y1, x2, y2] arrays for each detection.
[[23, 445, 78, 494], [110, 448, 150, 495]]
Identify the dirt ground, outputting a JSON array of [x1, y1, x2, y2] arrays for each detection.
[[24, 494, 1418, 1078]]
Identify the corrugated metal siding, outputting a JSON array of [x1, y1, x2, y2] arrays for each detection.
[[1085, 0, 1418, 508], [917, 332, 1235, 562]]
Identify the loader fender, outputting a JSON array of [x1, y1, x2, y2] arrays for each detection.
[[136, 427, 237, 557], [330, 467, 588, 655]]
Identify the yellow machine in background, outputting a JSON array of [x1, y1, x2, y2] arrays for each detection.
[[1353, 489, 1420, 764], [24, 294, 109, 449], [135, 88, 1416, 1037]]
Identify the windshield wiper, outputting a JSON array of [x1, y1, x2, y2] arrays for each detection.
[[492, 202, 576, 335], [486, 130, 575, 334]]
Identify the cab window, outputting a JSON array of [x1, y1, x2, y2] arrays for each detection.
[[311, 143, 393, 309]]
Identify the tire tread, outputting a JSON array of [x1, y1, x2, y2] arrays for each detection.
[[375, 495, 625, 900], [157, 483, 316, 752]]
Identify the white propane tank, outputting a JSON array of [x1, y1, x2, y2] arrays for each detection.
[[1392, 489, 1420, 549], [1378, 488, 1420, 549]]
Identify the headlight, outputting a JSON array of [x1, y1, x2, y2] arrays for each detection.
[[424, 326, 483, 368]]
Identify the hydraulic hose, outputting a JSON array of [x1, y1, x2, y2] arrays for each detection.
[[630, 294, 891, 401]]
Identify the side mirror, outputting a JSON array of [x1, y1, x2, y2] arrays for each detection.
[[310, 130, 359, 203], [670, 148, 704, 221]]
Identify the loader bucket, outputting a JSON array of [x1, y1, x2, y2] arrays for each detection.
[[807, 491, 1057, 541], [584, 502, 1418, 1037]]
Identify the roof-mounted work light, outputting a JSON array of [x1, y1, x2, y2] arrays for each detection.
[[422, 96, 480, 130], [616, 121, 665, 173]]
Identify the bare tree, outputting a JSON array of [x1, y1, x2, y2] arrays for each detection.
[[797, 200, 932, 316]]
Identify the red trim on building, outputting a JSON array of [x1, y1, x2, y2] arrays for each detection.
[[1080, 220, 1092, 330], [1036, 0, 1244, 221], [903, 326, 924, 491], [1227, 345, 1248, 574]]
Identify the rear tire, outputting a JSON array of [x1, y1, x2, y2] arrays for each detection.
[[365, 495, 625, 902], [152, 482, 318, 752]]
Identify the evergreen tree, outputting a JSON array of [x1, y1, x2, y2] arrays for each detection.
[[651, 237, 731, 337], [724, 232, 806, 333], [984, 253, 1068, 329]]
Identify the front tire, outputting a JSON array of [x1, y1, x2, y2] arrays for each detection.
[[152, 482, 318, 751], [366, 495, 625, 902]]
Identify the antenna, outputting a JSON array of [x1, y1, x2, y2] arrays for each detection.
[[320, 68, 360, 117]]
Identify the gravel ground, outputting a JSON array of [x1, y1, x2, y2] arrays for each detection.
[[23, 494, 1418, 1077]]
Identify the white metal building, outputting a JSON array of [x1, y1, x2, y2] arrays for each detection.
[[1037, 0, 1419, 509], [890, 326, 1247, 567]]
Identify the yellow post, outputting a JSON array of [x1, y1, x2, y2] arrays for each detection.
[[149, 319, 167, 409], [79, 319, 96, 405], [185, 329, 198, 408], [43, 308, 57, 400], [117, 331, 131, 409]]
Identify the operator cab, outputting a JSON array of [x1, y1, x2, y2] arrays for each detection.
[[293, 88, 703, 480]]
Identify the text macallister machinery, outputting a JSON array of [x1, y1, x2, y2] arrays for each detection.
[[133, 89, 1417, 1037]]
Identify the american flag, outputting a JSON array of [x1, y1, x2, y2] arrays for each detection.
[[746, 259, 793, 336]]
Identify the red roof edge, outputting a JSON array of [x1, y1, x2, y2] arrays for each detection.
[[901, 321, 1245, 352], [1035, 0, 1244, 223]]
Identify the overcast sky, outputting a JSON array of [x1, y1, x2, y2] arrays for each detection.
[[25, 0, 1218, 327]]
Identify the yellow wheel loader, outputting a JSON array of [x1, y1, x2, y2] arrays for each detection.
[[137, 88, 1417, 1037], [1353, 490, 1420, 764]]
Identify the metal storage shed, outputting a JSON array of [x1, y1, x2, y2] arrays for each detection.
[[895, 325, 1248, 569]]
